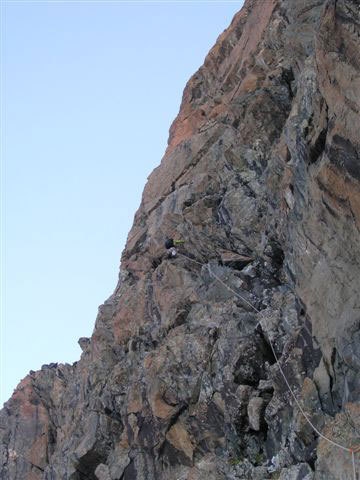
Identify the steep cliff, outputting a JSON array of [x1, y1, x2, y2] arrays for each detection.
[[1, 1, 360, 479]]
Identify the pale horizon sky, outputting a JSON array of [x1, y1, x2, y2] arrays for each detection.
[[1, 0, 244, 406]]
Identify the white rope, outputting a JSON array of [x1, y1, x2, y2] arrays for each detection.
[[206, 264, 350, 452], [207, 264, 262, 314], [353, 451, 357, 480], [177, 253, 357, 478]]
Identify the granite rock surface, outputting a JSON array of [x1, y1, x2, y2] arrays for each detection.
[[1, 0, 360, 479]]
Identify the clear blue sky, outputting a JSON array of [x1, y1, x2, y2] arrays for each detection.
[[1, 0, 243, 406]]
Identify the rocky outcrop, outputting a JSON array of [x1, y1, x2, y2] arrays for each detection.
[[1, 0, 360, 479]]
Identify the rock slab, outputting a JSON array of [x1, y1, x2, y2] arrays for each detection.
[[1, 1, 360, 479]]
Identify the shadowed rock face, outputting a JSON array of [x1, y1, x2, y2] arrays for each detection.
[[1, 0, 360, 479]]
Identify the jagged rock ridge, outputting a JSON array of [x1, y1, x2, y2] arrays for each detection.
[[1, 0, 360, 479]]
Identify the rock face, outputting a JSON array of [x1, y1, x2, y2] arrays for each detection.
[[1, 1, 360, 479]]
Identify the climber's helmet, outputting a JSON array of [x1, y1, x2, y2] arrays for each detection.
[[165, 238, 174, 249]]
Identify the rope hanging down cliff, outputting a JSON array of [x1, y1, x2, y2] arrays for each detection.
[[177, 252, 359, 480]]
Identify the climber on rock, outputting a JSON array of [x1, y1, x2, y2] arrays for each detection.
[[165, 238, 185, 259]]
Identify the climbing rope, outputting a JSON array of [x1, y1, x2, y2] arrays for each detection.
[[177, 252, 358, 479], [6, 252, 358, 479], [353, 451, 357, 480]]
